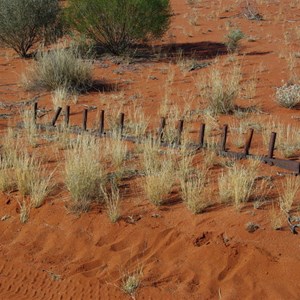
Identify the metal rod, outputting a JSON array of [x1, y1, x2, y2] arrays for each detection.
[[51, 107, 62, 127], [244, 128, 254, 155], [198, 123, 206, 148], [177, 119, 184, 145], [158, 117, 166, 143], [82, 109, 88, 131], [119, 113, 125, 137], [268, 132, 277, 158], [99, 110, 105, 135], [33, 102, 38, 124], [220, 124, 228, 152], [65, 105, 70, 127]]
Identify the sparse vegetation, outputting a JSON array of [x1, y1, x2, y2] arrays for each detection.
[[144, 154, 175, 206], [225, 29, 245, 53], [198, 63, 241, 114], [22, 46, 93, 92], [103, 184, 121, 223], [121, 266, 143, 297], [275, 83, 300, 108], [64, 134, 106, 212], [278, 176, 300, 214], [180, 170, 210, 214], [218, 160, 259, 210]]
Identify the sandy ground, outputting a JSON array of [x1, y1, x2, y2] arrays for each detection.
[[1, 0, 300, 299]]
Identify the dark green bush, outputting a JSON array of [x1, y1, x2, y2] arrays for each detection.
[[66, 0, 172, 55], [0, 0, 62, 57]]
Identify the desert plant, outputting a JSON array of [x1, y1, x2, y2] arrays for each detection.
[[275, 83, 300, 108], [18, 199, 30, 224], [15, 151, 40, 196], [198, 64, 241, 114], [0, 0, 62, 57], [225, 29, 245, 53], [1, 128, 19, 166], [103, 184, 120, 223], [269, 203, 284, 230], [22, 109, 38, 147], [105, 135, 128, 170], [180, 170, 210, 214], [22, 46, 93, 92], [142, 137, 161, 175], [218, 159, 259, 210], [278, 176, 300, 213], [51, 86, 77, 109], [29, 170, 54, 208], [66, 0, 171, 55], [0, 158, 15, 192], [121, 266, 143, 297], [64, 134, 106, 212], [144, 157, 175, 206], [277, 124, 300, 158]]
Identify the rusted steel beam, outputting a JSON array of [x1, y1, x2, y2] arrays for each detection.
[[244, 128, 254, 156], [220, 124, 228, 152], [99, 110, 105, 135], [219, 150, 246, 160], [65, 105, 70, 127], [82, 108, 88, 131], [158, 117, 166, 143], [198, 123, 206, 149], [259, 156, 300, 174], [268, 132, 277, 158], [51, 107, 62, 126]]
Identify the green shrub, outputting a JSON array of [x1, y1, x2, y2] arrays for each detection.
[[225, 29, 245, 53], [22, 46, 93, 92], [66, 0, 172, 55], [0, 0, 62, 57]]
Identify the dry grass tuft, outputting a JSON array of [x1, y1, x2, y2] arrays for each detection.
[[180, 169, 210, 214], [218, 159, 260, 210], [121, 266, 143, 297], [278, 176, 300, 214], [65, 134, 106, 212], [197, 63, 241, 114], [22, 109, 38, 147], [29, 170, 54, 208], [22, 46, 93, 92], [18, 199, 30, 224], [144, 153, 175, 206], [103, 183, 121, 223]]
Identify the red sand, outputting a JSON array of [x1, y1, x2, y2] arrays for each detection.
[[1, 0, 300, 299]]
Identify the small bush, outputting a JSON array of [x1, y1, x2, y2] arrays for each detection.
[[22, 46, 93, 92], [66, 0, 172, 55], [0, 0, 62, 57], [225, 29, 245, 53], [275, 83, 300, 108]]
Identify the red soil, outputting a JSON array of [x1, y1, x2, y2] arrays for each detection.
[[1, 0, 300, 299]]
